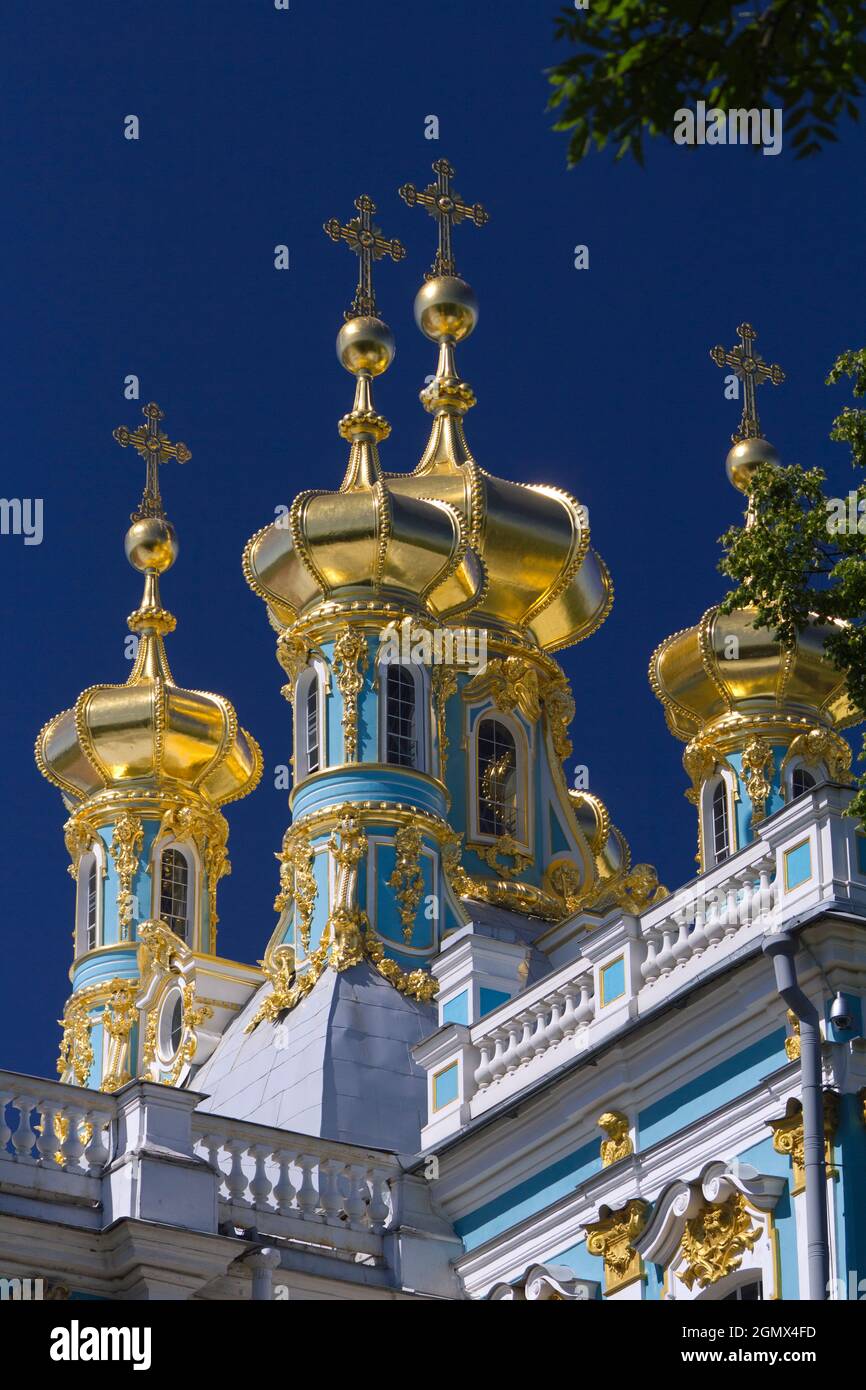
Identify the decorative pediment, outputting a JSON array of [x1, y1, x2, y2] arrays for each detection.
[[487, 1263, 599, 1301], [635, 1161, 785, 1300]]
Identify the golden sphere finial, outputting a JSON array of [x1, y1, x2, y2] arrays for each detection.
[[337, 316, 396, 377], [725, 436, 780, 493], [414, 275, 478, 343], [124, 516, 178, 573]]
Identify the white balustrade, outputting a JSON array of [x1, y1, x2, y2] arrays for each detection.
[[192, 1115, 400, 1236], [472, 971, 595, 1092], [0, 1076, 115, 1174]]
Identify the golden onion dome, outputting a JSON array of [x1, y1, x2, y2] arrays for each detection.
[[650, 323, 858, 754], [385, 283, 612, 653], [649, 604, 857, 748], [244, 318, 486, 626], [36, 457, 262, 810]]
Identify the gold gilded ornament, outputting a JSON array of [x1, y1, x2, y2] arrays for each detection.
[[680, 1193, 760, 1290], [780, 727, 852, 786], [389, 824, 426, 942], [585, 1200, 649, 1294], [109, 812, 144, 938], [332, 628, 368, 762], [63, 814, 96, 880], [324, 193, 406, 322], [100, 980, 140, 1093], [768, 1091, 839, 1193], [399, 158, 489, 281], [742, 735, 774, 825], [709, 323, 785, 447], [57, 996, 95, 1087], [598, 1111, 633, 1167], [785, 1009, 801, 1061], [479, 833, 533, 880], [275, 827, 318, 954], [431, 664, 458, 770], [113, 401, 191, 522]]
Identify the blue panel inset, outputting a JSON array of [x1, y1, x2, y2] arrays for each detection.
[[433, 1062, 459, 1111], [856, 835, 866, 877], [784, 840, 812, 890], [638, 1029, 786, 1151], [480, 987, 510, 1017], [600, 957, 626, 1006], [442, 990, 469, 1026], [454, 1139, 598, 1251]]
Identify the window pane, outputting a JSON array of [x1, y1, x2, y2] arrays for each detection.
[[305, 679, 320, 774], [792, 767, 816, 799], [86, 859, 98, 952], [386, 665, 417, 768], [478, 718, 517, 836], [160, 848, 190, 942], [712, 782, 729, 864]]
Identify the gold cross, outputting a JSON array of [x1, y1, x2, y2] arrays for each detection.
[[113, 402, 192, 520], [710, 324, 785, 443], [399, 159, 489, 278], [324, 194, 406, 320]]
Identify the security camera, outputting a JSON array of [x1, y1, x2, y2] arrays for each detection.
[[829, 992, 855, 1032]]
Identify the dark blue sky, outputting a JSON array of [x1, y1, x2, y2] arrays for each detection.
[[3, 1, 864, 1078]]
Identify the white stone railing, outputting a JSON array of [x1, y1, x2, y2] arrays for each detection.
[[0, 1071, 116, 1174], [473, 970, 595, 1092], [464, 846, 780, 1112], [192, 1112, 403, 1242], [640, 849, 777, 985]]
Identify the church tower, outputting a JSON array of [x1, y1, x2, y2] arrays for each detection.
[[650, 324, 858, 872], [35, 405, 262, 1091], [211, 164, 667, 1152]]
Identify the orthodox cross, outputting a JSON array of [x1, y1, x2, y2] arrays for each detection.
[[399, 159, 489, 278], [323, 194, 406, 320], [710, 324, 785, 442], [113, 402, 191, 520]]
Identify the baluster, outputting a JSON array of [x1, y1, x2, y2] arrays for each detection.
[[690, 899, 708, 957], [546, 996, 564, 1048], [201, 1134, 226, 1199], [739, 877, 754, 928], [559, 987, 578, 1039], [0, 1092, 12, 1154], [474, 1039, 494, 1091], [250, 1144, 273, 1210], [575, 976, 594, 1026], [84, 1111, 110, 1172], [344, 1165, 369, 1231], [489, 1029, 509, 1081], [225, 1137, 251, 1207], [724, 884, 739, 939], [319, 1158, 344, 1225], [272, 1150, 298, 1215], [35, 1100, 59, 1166], [61, 1105, 87, 1172], [296, 1154, 320, 1220], [368, 1168, 391, 1232], [641, 930, 660, 982], [757, 865, 773, 922], [10, 1096, 37, 1163], [516, 1013, 535, 1067], [671, 907, 692, 966], [501, 1023, 522, 1074], [656, 924, 677, 976]]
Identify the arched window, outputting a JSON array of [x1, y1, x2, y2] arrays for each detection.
[[721, 1279, 762, 1302], [305, 676, 320, 774], [791, 766, 817, 800], [477, 717, 518, 836], [385, 664, 418, 768], [85, 856, 99, 953], [295, 666, 324, 779], [160, 848, 190, 942], [712, 780, 730, 865]]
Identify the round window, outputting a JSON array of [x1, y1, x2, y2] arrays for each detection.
[[158, 988, 185, 1062]]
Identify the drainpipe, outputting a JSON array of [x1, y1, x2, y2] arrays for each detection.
[[763, 931, 829, 1301]]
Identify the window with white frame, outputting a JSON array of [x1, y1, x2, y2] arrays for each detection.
[[477, 716, 518, 837], [160, 847, 191, 943], [791, 766, 817, 800], [77, 851, 101, 955], [711, 778, 730, 865], [295, 666, 324, 778], [384, 663, 418, 768]]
